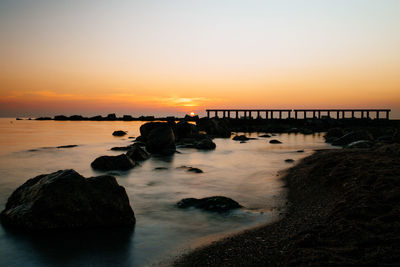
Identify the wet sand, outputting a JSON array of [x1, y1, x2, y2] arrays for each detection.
[[174, 144, 400, 266]]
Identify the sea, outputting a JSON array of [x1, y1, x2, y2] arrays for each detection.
[[0, 118, 333, 266]]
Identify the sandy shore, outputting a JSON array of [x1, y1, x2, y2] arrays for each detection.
[[174, 144, 400, 266]]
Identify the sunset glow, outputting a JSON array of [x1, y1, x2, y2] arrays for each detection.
[[0, 0, 399, 118]]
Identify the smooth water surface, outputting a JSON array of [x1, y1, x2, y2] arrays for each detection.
[[0, 118, 333, 266]]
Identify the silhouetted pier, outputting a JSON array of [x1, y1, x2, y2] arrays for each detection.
[[206, 109, 391, 119]]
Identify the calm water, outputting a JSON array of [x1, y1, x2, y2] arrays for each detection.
[[0, 119, 332, 266]]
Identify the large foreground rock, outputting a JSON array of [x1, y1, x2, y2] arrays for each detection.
[[0, 169, 135, 230], [91, 154, 136, 171], [177, 196, 242, 212]]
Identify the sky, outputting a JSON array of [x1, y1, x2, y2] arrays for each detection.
[[0, 0, 399, 118]]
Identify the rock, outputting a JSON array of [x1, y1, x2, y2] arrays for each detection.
[[69, 115, 85, 121], [112, 130, 127, 136], [300, 128, 313, 135], [0, 169, 135, 230], [297, 150, 305, 153], [197, 118, 231, 138], [232, 135, 250, 141], [346, 140, 374, 149], [332, 131, 373, 146], [91, 154, 136, 171], [177, 196, 242, 212], [194, 138, 216, 150], [269, 139, 282, 144], [106, 113, 117, 120], [134, 136, 145, 142], [325, 128, 345, 139], [175, 121, 199, 140], [145, 124, 176, 155], [140, 122, 171, 140], [376, 135, 395, 144], [285, 159, 295, 163], [54, 115, 68, 120], [187, 167, 203, 173], [110, 146, 132, 151], [259, 134, 271, 138], [57, 145, 78, 148], [126, 144, 150, 161], [154, 167, 168, 170]]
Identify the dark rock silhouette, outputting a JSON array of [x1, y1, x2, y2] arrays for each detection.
[[332, 131, 373, 146], [110, 146, 132, 151], [0, 169, 135, 230], [346, 140, 374, 149], [187, 167, 203, 173], [198, 118, 231, 138], [177, 196, 242, 212], [194, 138, 216, 150], [112, 130, 127, 136], [232, 135, 250, 141], [91, 154, 136, 171], [126, 144, 150, 161], [285, 159, 295, 163], [57, 145, 78, 148], [106, 113, 117, 120], [141, 122, 176, 155], [175, 121, 199, 139], [258, 134, 271, 138], [269, 139, 282, 144]]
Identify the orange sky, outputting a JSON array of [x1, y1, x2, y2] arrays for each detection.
[[1, 1, 399, 118]]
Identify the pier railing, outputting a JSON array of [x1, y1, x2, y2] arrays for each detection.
[[206, 109, 391, 120]]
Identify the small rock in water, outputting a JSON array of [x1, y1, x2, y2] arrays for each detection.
[[91, 154, 136, 171], [297, 150, 304, 153], [285, 159, 295, 163], [112, 130, 127, 136], [187, 167, 203, 173], [232, 135, 250, 141], [240, 141, 246, 143], [177, 196, 242, 212], [57, 145, 78, 148], [128, 136, 135, 139], [269, 139, 282, 144], [258, 134, 271, 138], [194, 138, 216, 150], [154, 167, 168, 170]]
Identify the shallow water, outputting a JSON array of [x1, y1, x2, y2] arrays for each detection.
[[0, 119, 333, 266]]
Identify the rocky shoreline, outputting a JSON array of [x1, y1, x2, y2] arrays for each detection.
[[174, 144, 400, 266]]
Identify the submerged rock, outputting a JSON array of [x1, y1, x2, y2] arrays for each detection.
[[112, 130, 127, 136], [0, 169, 135, 230], [332, 131, 373, 146], [187, 167, 203, 173], [126, 144, 150, 161], [194, 138, 216, 150], [91, 154, 136, 171], [285, 159, 295, 163], [177, 196, 242, 212], [57, 145, 78, 148], [269, 139, 282, 144], [232, 135, 250, 141], [259, 134, 271, 138]]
